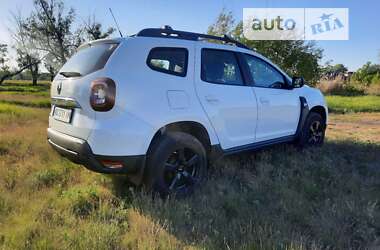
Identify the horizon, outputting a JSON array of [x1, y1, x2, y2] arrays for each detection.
[[0, 0, 379, 71]]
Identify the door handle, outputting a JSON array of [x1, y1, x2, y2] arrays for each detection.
[[259, 97, 270, 105], [205, 95, 219, 104]]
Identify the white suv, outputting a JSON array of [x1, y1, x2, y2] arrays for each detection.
[[48, 27, 328, 197]]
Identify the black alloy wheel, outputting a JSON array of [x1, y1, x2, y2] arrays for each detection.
[[163, 147, 200, 192], [308, 120, 324, 145], [144, 131, 207, 198]]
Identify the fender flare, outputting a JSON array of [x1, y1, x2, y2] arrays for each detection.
[[295, 96, 310, 139]]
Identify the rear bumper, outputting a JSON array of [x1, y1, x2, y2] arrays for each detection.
[[47, 128, 146, 177]]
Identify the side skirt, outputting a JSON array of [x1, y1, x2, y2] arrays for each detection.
[[210, 135, 296, 161]]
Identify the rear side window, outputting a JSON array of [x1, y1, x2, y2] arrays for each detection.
[[147, 47, 188, 77], [201, 49, 244, 86], [59, 43, 119, 77]]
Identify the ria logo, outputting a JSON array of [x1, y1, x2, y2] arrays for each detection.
[[57, 82, 62, 95], [310, 13, 344, 35]]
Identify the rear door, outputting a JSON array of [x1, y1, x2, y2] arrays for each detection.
[[241, 54, 300, 141], [194, 46, 258, 150]]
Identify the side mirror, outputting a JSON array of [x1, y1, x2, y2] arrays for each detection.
[[292, 77, 305, 88]]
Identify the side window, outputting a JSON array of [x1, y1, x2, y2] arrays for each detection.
[[243, 54, 285, 88], [201, 49, 244, 85], [147, 47, 188, 77]]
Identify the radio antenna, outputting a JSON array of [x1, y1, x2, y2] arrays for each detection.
[[109, 8, 123, 37]]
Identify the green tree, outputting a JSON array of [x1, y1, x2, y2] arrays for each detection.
[[16, 49, 40, 85], [82, 15, 115, 41], [21, 1, 116, 78], [207, 10, 323, 84], [352, 62, 380, 85], [26, 0, 80, 68], [321, 63, 348, 79], [44, 53, 60, 81], [331, 64, 348, 74], [0, 44, 8, 72], [11, 11, 41, 85], [0, 41, 41, 85], [207, 9, 235, 36]]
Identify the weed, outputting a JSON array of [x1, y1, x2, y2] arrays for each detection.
[[32, 167, 69, 188], [61, 186, 101, 217]]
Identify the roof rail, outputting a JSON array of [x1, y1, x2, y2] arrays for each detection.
[[136, 27, 251, 50]]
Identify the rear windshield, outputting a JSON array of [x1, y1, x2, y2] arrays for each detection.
[[59, 43, 119, 77]]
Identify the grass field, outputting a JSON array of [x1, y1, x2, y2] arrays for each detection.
[[326, 95, 380, 113], [0, 81, 380, 249]]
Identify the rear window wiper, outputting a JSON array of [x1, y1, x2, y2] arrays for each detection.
[[59, 71, 82, 78]]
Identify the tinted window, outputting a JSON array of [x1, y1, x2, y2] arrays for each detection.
[[243, 54, 285, 88], [59, 43, 119, 77], [201, 49, 243, 85], [147, 47, 188, 76]]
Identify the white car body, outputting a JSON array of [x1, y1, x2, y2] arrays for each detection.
[[47, 27, 328, 184]]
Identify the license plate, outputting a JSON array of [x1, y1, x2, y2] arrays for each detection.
[[53, 107, 72, 123]]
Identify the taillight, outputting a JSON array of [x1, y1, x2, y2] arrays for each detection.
[[90, 78, 116, 111], [100, 160, 124, 169]]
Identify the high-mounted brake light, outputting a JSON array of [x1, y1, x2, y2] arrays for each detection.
[[90, 78, 116, 111]]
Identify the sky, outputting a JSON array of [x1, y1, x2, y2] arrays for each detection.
[[0, 0, 379, 71]]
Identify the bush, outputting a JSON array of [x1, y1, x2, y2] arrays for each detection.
[[61, 187, 101, 217], [318, 80, 364, 96], [371, 73, 380, 85], [365, 83, 380, 96], [32, 168, 69, 188], [352, 62, 380, 85]]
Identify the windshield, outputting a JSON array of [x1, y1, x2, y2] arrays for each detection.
[[59, 43, 119, 77]]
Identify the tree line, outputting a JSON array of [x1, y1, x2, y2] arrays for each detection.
[[206, 10, 323, 84], [207, 10, 380, 86], [0, 0, 115, 85], [0, 5, 378, 87]]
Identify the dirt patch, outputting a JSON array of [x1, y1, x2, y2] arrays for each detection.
[[327, 112, 380, 143]]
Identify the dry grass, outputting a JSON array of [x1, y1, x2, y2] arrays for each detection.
[[0, 93, 50, 108], [318, 79, 380, 96], [317, 80, 365, 96], [328, 113, 380, 143], [0, 85, 380, 249], [2, 80, 51, 85]]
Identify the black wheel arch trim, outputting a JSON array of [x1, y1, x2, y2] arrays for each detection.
[[295, 96, 310, 139]]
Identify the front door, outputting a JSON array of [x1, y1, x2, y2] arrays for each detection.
[[241, 54, 300, 141]]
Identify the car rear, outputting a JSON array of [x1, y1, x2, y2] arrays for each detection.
[[49, 40, 120, 140], [47, 38, 146, 177]]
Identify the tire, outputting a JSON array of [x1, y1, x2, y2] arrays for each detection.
[[143, 131, 208, 198], [297, 112, 326, 148]]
